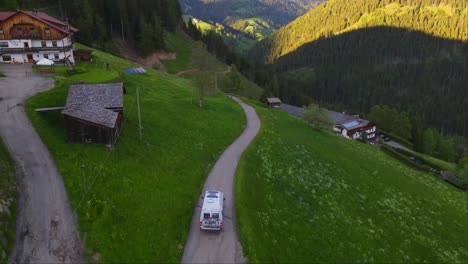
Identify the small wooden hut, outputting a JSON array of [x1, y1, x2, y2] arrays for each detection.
[[266, 97, 282, 108], [62, 83, 124, 147], [74, 49, 93, 61]]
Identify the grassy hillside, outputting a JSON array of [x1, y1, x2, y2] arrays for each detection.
[[162, 32, 263, 99], [0, 139, 16, 263], [26, 44, 245, 262], [236, 101, 468, 263]]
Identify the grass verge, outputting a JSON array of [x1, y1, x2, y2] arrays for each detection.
[[26, 44, 245, 262], [0, 138, 16, 262], [236, 100, 468, 263]]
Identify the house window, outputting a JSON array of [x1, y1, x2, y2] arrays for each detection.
[[17, 27, 23, 35], [52, 41, 57, 47], [54, 54, 59, 60], [44, 54, 49, 59], [41, 41, 47, 47], [0, 28, 4, 34], [2, 55, 12, 62], [0, 42, 8, 48], [29, 27, 35, 35], [44, 28, 50, 35]]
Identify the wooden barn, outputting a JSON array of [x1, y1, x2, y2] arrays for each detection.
[[74, 49, 93, 61], [62, 83, 124, 147], [266, 97, 282, 108]]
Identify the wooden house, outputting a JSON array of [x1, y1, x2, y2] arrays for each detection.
[[266, 97, 282, 108], [329, 111, 377, 141], [62, 83, 124, 147], [0, 10, 77, 64]]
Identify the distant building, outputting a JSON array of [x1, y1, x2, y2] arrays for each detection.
[[62, 83, 124, 147], [329, 111, 377, 141], [0, 10, 78, 64], [266, 97, 282, 108]]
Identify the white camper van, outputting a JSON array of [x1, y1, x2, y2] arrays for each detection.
[[199, 190, 224, 231]]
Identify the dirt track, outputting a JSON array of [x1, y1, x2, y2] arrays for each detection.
[[0, 65, 83, 263], [181, 96, 260, 263]]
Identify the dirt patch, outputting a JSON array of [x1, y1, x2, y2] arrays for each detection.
[[113, 37, 176, 72], [175, 69, 199, 77]]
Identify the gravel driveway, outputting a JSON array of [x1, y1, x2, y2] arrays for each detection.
[[182, 96, 260, 263], [0, 64, 82, 263]]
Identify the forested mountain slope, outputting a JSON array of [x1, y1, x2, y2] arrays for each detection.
[[249, 0, 467, 136], [180, 0, 323, 26], [179, 0, 324, 53], [3, 0, 182, 55], [251, 0, 467, 63]]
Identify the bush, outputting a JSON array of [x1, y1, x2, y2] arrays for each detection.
[[381, 145, 432, 172], [303, 104, 335, 132]]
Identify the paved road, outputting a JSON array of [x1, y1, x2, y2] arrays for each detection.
[[384, 140, 411, 152], [0, 65, 83, 263], [182, 96, 261, 264]]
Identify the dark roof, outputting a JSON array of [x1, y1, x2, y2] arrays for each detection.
[[439, 171, 462, 187], [74, 49, 93, 53], [62, 83, 124, 128], [0, 12, 15, 21], [266, 98, 282, 104], [0, 10, 78, 33], [329, 111, 359, 124]]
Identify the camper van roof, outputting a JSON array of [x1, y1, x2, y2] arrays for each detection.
[[202, 190, 222, 211]]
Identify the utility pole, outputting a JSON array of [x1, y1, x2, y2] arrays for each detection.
[[214, 72, 218, 91], [137, 86, 142, 140], [199, 84, 204, 108]]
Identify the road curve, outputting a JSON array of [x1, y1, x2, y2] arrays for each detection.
[[182, 96, 260, 263], [0, 65, 83, 263]]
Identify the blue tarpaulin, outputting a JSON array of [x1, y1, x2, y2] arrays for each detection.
[[123, 67, 146, 74]]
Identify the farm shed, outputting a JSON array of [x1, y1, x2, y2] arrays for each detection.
[[266, 97, 282, 108], [62, 83, 124, 147], [74, 49, 93, 61]]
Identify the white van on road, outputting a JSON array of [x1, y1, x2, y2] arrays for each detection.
[[199, 190, 224, 231]]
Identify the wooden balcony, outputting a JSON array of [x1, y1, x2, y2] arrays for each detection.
[[0, 45, 73, 55], [1, 34, 65, 41]]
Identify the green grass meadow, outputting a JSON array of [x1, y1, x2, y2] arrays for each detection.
[[0, 138, 16, 262], [162, 32, 263, 100], [235, 101, 468, 263], [26, 45, 245, 262]]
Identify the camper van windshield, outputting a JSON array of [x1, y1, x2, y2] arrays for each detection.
[[207, 195, 218, 198]]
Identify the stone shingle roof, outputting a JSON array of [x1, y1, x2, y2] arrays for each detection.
[[62, 83, 123, 128], [266, 98, 282, 104]]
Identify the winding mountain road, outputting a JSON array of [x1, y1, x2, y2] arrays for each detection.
[[182, 96, 260, 263], [0, 65, 82, 263]]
